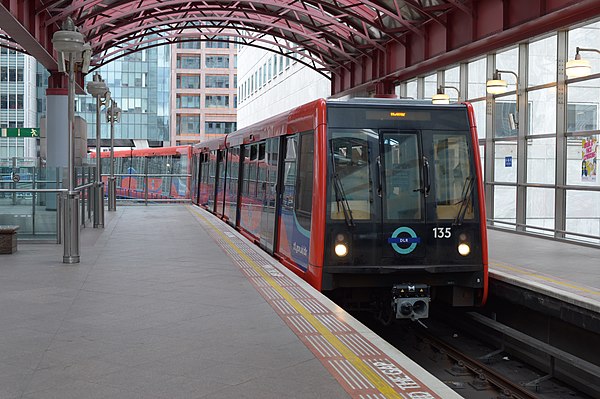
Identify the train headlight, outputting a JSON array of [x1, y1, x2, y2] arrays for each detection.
[[458, 242, 471, 256], [334, 243, 348, 257]]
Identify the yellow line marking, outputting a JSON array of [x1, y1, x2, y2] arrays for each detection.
[[490, 261, 600, 296], [188, 206, 407, 399]]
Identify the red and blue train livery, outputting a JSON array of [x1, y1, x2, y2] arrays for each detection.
[[192, 98, 488, 320]]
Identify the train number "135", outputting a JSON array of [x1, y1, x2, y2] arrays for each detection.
[[433, 227, 451, 238]]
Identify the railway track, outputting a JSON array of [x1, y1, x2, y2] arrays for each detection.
[[358, 307, 598, 399]]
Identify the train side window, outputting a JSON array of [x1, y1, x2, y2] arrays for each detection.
[[296, 132, 314, 231], [249, 144, 258, 198], [283, 135, 297, 209], [241, 145, 250, 196], [257, 142, 266, 201]]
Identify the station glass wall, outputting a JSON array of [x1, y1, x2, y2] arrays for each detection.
[[398, 19, 600, 245]]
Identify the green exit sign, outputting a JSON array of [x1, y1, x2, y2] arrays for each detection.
[[1, 128, 39, 138]]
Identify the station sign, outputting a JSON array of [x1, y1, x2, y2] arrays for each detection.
[[0, 128, 39, 138]]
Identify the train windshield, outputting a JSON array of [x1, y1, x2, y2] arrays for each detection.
[[329, 129, 475, 222]]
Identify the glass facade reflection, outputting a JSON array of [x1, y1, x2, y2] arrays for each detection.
[[76, 46, 170, 143]]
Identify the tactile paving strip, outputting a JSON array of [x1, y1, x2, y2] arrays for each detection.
[[189, 206, 442, 399]]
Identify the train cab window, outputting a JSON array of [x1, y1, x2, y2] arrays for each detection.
[[330, 130, 372, 220], [432, 134, 474, 220], [383, 134, 422, 220], [296, 132, 314, 231]]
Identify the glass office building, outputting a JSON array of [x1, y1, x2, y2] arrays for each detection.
[[0, 49, 38, 159], [75, 45, 170, 144]]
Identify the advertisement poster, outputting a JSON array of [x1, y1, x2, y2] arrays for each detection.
[[581, 137, 598, 182]]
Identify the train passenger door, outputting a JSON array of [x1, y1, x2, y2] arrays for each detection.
[[191, 152, 201, 204], [259, 138, 280, 253], [378, 131, 428, 262], [215, 149, 226, 216]]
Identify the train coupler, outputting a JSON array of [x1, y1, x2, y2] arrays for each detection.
[[392, 283, 430, 320]]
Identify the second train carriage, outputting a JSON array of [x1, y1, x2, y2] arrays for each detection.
[[193, 98, 488, 320], [96, 146, 191, 200]]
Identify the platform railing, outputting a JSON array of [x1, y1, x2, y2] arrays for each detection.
[[488, 219, 600, 248], [0, 165, 100, 241]]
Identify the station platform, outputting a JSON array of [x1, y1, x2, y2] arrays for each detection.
[[0, 205, 460, 399], [487, 228, 600, 313]]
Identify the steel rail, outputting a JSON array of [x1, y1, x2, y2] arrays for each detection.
[[415, 325, 541, 399]]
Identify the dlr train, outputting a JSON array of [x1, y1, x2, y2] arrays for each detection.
[[192, 98, 488, 321]]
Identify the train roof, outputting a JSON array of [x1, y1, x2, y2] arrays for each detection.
[[326, 97, 468, 108]]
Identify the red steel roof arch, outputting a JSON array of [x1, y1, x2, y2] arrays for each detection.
[[94, 28, 347, 77], [87, 10, 371, 64], [76, 0, 388, 52], [5, 0, 593, 96], [36, 0, 447, 77]]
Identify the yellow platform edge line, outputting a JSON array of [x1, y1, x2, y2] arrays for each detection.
[[490, 261, 600, 296], [188, 206, 407, 399]]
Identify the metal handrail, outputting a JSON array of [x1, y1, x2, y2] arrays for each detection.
[[0, 188, 67, 193], [489, 219, 600, 246], [105, 173, 192, 178]]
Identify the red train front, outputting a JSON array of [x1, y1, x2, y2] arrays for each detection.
[[193, 98, 488, 320]]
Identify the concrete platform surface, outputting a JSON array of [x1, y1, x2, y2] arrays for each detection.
[[488, 228, 600, 312], [0, 205, 460, 399]]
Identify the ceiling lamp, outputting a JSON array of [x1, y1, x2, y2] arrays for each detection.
[[566, 47, 599, 79]]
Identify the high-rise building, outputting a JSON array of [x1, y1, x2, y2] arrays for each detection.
[[236, 44, 330, 129], [170, 37, 237, 144], [75, 46, 170, 146], [0, 49, 38, 158]]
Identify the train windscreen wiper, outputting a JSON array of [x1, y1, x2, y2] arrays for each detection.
[[454, 176, 474, 226], [330, 145, 355, 227]]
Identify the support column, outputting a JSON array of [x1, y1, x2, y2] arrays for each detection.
[[516, 43, 529, 232], [45, 78, 69, 211]]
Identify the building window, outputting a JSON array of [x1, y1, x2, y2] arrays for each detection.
[[205, 95, 229, 108], [267, 59, 272, 80], [205, 122, 237, 134], [205, 37, 229, 48], [177, 75, 201, 89], [205, 75, 229, 88], [176, 115, 201, 135], [177, 41, 201, 49], [177, 56, 201, 69], [176, 95, 201, 108], [205, 55, 229, 68], [567, 103, 597, 132]]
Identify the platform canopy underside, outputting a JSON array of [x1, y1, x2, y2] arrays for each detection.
[[0, 0, 597, 94]]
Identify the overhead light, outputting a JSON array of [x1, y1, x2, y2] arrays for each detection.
[[431, 92, 450, 105], [486, 78, 508, 94], [566, 47, 598, 79], [431, 85, 460, 104], [486, 70, 516, 95]]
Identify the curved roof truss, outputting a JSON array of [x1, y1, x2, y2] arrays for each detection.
[[34, 0, 462, 76]]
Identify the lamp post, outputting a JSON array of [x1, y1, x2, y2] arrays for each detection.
[[486, 69, 519, 130], [52, 17, 90, 264], [86, 73, 109, 228], [106, 99, 121, 211]]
